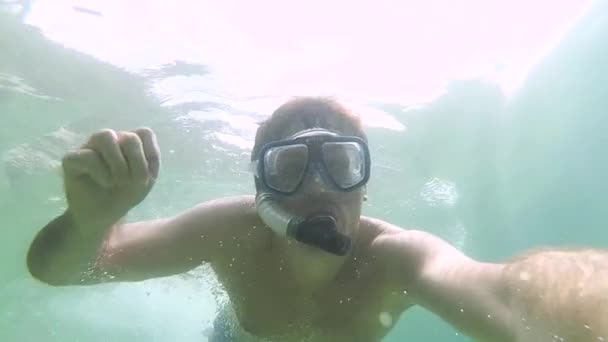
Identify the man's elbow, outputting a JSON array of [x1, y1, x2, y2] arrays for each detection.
[[26, 246, 52, 285], [26, 244, 72, 286]]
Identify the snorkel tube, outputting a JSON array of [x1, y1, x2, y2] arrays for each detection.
[[255, 192, 352, 256]]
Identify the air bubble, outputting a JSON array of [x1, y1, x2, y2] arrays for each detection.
[[379, 312, 392, 327]]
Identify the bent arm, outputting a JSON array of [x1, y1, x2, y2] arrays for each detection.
[[27, 211, 110, 286], [27, 195, 262, 285]]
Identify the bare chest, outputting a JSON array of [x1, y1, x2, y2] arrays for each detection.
[[213, 254, 411, 341]]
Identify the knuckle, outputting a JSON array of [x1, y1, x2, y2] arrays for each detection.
[[62, 150, 91, 174], [90, 129, 117, 144], [61, 155, 73, 169], [62, 150, 81, 165], [135, 127, 158, 148], [134, 127, 154, 137], [119, 132, 142, 149]]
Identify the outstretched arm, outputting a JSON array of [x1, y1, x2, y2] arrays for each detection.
[[496, 248, 607, 341], [379, 225, 608, 342]]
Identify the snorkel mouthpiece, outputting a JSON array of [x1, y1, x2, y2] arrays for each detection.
[[296, 215, 351, 256], [255, 192, 352, 256]]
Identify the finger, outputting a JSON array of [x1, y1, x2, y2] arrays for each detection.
[[117, 131, 148, 182], [84, 129, 128, 185], [133, 127, 160, 180], [62, 149, 113, 187]]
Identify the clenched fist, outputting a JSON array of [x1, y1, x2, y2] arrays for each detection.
[[61, 128, 160, 229]]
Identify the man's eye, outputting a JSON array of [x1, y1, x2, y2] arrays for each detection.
[[277, 160, 305, 175]]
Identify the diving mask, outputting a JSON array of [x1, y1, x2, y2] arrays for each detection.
[[251, 129, 371, 195]]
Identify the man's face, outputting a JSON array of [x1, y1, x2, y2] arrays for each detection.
[[275, 169, 366, 240], [253, 129, 370, 245]]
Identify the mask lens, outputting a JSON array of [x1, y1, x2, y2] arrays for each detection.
[[263, 144, 309, 193], [321, 142, 366, 189]]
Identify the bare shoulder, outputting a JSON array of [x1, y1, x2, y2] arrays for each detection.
[[357, 216, 408, 270], [165, 194, 272, 257], [359, 217, 450, 286], [356, 217, 418, 303], [174, 195, 258, 226], [360, 216, 404, 233], [359, 216, 408, 248], [191, 194, 257, 213], [361, 216, 450, 255]]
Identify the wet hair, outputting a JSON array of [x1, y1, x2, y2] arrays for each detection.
[[251, 97, 367, 162]]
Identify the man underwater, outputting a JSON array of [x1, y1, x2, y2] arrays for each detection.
[[28, 97, 608, 341]]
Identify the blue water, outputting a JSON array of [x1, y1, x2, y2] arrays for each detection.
[[2, 1, 608, 341]]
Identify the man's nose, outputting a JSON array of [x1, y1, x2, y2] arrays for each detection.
[[300, 168, 328, 194]]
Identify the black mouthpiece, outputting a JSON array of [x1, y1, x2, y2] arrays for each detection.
[[294, 216, 351, 256]]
